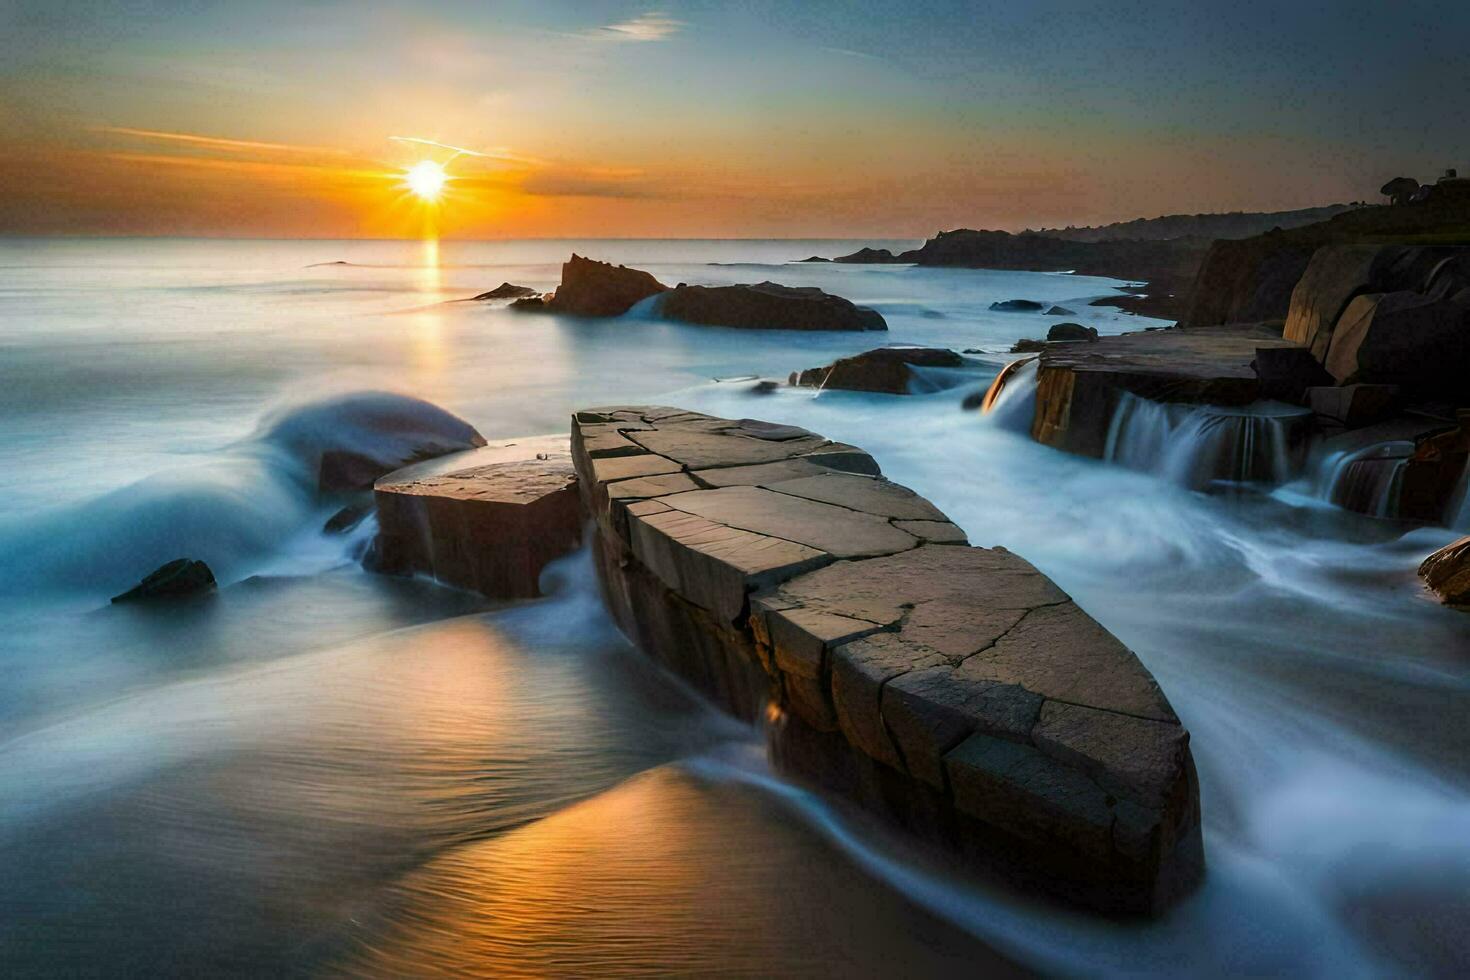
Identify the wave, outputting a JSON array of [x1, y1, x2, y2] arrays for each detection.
[[0, 392, 481, 597]]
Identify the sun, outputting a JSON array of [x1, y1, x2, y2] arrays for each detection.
[[404, 160, 448, 202]]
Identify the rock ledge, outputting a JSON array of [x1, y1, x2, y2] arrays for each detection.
[[573, 405, 1203, 912]]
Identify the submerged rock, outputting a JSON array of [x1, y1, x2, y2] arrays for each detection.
[[1420, 536, 1470, 606], [263, 391, 487, 495], [111, 558, 216, 604], [790, 347, 965, 394], [990, 299, 1045, 312], [544, 254, 669, 317], [1046, 305, 1077, 316], [323, 499, 373, 534], [509, 294, 548, 310], [658, 281, 887, 331], [470, 282, 539, 301]]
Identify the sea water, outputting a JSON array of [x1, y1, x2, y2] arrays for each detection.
[[1, 238, 1467, 976]]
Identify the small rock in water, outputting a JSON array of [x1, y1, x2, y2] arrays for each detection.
[[751, 380, 781, 395], [111, 558, 217, 604], [1047, 322, 1099, 342], [1420, 536, 1470, 607], [323, 500, 373, 534], [471, 282, 539, 301], [1046, 305, 1077, 316], [1010, 338, 1048, 352], [990, 299, 1045, 312]]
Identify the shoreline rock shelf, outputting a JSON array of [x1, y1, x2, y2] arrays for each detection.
[[573, 406, 1204, 913], [1020, 322, 1300, 458]]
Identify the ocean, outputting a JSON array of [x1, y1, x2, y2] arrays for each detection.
[[1, 237, 1466, 975]]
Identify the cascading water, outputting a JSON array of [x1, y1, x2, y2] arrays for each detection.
[[1104, 392, 1312, 491], [1448, 463, 1470, 531], [1311, 441, 1415, 519], [977, 356, 1039, 433]]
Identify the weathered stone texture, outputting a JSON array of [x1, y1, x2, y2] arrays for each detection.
[[572, 405, 1203, 913], [371, 435, 583, 599], [1420, 536, 1470, 607]]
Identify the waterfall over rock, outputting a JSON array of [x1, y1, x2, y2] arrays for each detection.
[[978, 357, 1039, 433], [1104, 393, 1312, 490], [1312, 441, 1414, 518]]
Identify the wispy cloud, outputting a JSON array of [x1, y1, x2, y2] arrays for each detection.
[[93, 126, 347, 157], [594, 12, 684, 42]]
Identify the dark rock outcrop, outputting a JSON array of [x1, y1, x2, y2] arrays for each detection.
[[1046, 305, 1076, 316], [1184, 188, 1470, 328], [832, 247, 900, 264], [1048, 322, 1098, 342], [544, 254, 669, 317], [1305, 384, 1400, 428], [368, 435, 583, 599], [1252, 346, 1333, 403], [1323, 291, 1470, 396], [111, 559, 216, 604], [991, 299, 1045, 313], [658, 281, 887, 332], [572, 406, 1203, 913], [797, 255, 830, 263], [470, 282, 539, 301], [790, 347, 966, 394], [1420, 536, 1470, 606]]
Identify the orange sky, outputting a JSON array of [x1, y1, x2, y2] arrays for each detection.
[[1, 2, 1463, 239]]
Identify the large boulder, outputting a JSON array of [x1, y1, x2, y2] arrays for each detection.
[[1284, 244, 1396, 356], [111, 558, 216, 604], [544, 254, 669, 317], [1284, 244, 1470, 359], [1323, 291, 1470, 395], [658, 281, 886, 331], [790, 347, 966, 394], [1419, 536, 1470, 606], [368, 435, 583, 599]]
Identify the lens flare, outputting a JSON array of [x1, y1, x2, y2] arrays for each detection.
[[404, 160, 448, 202]]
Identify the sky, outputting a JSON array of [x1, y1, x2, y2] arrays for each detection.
[[1, 0, 1467, 239]]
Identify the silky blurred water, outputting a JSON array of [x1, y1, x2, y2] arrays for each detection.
[[1, 238, 1467, 976]]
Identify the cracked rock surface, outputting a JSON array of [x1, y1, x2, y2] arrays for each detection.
[[572, 405, 1203, 913]]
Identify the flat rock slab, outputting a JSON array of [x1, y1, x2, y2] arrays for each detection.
[[572, 405, 1203, 913], [1040, 322, 1299, 389], [372, 436, 583, 599]]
